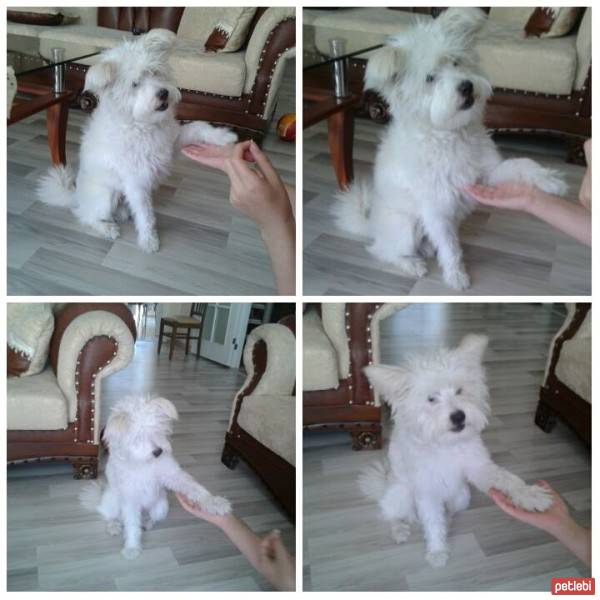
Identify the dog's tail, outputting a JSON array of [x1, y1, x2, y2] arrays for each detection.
[[330, 177, 372, 237], [358, 459, 389, 502], [37, 164, 76, 208], [79, 480, 104, 512]]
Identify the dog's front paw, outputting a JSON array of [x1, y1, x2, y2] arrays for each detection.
[[425, 549, 449, 568], [203, 495, 232, 516], [444, 268, 470, 291], [106, 520, 122, 537], [534, 168, 568, 197], [122, 546, 142, 560], [138, 230, 160, 253], [206, 127, 238, 146], [510, 484, 553, 512], [97, 221, 120, 241], [390, 520, 411, 544]]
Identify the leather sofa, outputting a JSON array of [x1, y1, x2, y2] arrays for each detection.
[[303, 303, 405, 450], [536, 303, 591, 445], [222, 316, 296, 520], [8, 7, 296, 140], [304, 7, 590, 160], [7, 303, 136, 479]]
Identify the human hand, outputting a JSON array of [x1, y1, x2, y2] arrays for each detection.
[[181, 142, 253, 171], [257, 530, 295, 591], [579, 138, 591, 209], [464, 181, 550, 213], [175, 492, 230, 526], [223, 140, 293, 235], [488, 480, 569, 537]]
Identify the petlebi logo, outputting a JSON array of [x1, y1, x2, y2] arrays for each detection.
[[551, 577, 594, 595]]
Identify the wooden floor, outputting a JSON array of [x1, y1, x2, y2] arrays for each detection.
[[7, 332, 295, 591], [7, 62, 295, 295], [303, 303, 590, 591], [303, 119, 591, 295]]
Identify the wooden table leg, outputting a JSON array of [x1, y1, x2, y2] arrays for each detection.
[[327, 106, 355, 190], [157, 319, 164, 355], [46, 97, 69, 165], [196, 331, 202, 359], [169, 326, 177, 360], [185, 329, 191, 355]]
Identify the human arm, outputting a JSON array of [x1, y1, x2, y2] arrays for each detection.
[[176, 493, 295, 590], [465, 182, 591, 246], [489, 480, 590, 566]]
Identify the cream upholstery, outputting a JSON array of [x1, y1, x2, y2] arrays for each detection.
[[306, 7, 590, 95], [229, 323, 295, 465], [7, 369, 68, 430], [303, 310, 340, 392], [555, 310, 591, 403], [237, 394, 295, 465], [321, 304, 350, 379], [57, 311, 135, 440]]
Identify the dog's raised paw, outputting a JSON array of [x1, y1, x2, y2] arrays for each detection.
[[533, 169, 568, 197], [208, 128, 238, 146], [425, 549, 449, 568], [511, 484, 553, 512], [122, 546, 142, 560], [106, 520, 122, 537], [204, 495, 231, 516]]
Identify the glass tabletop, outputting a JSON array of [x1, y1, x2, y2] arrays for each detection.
[[7, 36, 99, 78]]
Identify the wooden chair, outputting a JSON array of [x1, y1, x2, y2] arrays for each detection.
[[157, 304, 207, 360]]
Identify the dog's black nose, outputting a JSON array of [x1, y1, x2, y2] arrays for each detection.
[[152, 448, 163, 458], [157, 88, 169, 101], [450, 410, 466, 426], [458, 80, 473, 98]]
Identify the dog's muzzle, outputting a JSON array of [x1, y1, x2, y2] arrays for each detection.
[[152, 448, 163, 457], [458, 80, 475, 110], [450, 409, 466, 432], [156, 88, 170, 111]]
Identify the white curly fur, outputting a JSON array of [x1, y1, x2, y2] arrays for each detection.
[[332, 8, 567, 290], [361, 334, 553, 568], [37, 28, 237, 253], [80, 394, 230, 560]]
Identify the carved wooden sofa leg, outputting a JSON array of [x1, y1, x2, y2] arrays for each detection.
[[349, 425, 382, 451], [72, 457, 98, 480], [221, 443, 240, 470], [535, 400, 557, 433]]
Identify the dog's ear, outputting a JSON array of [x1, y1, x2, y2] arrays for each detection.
[[364, 45, 405, 94], [103, 411, 129, 445], [363, 364, 409, 403], [152, 396, 179, 421], [456, 333, 488, 363], [84, 61, 116, 93], [142, 28, 178, 54], [435, 8, 487, 46]]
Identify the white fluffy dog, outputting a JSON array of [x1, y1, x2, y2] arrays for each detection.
[[37, 29, 237, 253], [360, 334, 552, 568], [332, 8, 567, 289], [81, 395, 230, 560]]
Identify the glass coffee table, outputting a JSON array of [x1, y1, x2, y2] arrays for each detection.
[[303, 27, 382, 189], [7, 44, 99, 164]]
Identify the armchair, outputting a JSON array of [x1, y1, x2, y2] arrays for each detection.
[[7, 303, 136, 478], [222, 317, 296, 519], [535, 303, 591, 445], [303, 303, 405, 450]]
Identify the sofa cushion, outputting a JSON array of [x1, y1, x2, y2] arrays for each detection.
[[237, 394, 295, 466], [303, 310, 339, 392], [555, 311, 591, 403], [177, 7, 256, 53], [7, 368, 69, 430], [7, 303, 54, 377], [525, 8, 584, 38]]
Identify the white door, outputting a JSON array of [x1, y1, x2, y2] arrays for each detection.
[[200, 303, 251, 368]]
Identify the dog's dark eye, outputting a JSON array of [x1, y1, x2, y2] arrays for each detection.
[[132, 81, 139, 88], [456, 387, 463, 395], [426, 74, 435, 83], [428, 395, 436, 403]]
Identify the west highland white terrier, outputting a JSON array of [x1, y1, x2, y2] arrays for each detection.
[[332, 8, 567, 290], [37, 28, 237, 253], [360, 334, 552, 568], [81, 395, 230, 560]]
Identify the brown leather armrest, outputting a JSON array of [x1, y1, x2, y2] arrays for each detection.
[[49, 303, 136, 374]]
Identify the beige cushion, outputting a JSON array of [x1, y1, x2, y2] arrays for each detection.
[[555, 311, 591, 403], [488, 7, 534, 28], [321, 304, 350, 379], [7, 303, 54, 377], [575, 9, 591, 90], [237, 394, 295, 466], [177, 7, 256, 53], [8, 369, 69, 430], [303, 311, 339, 392]]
